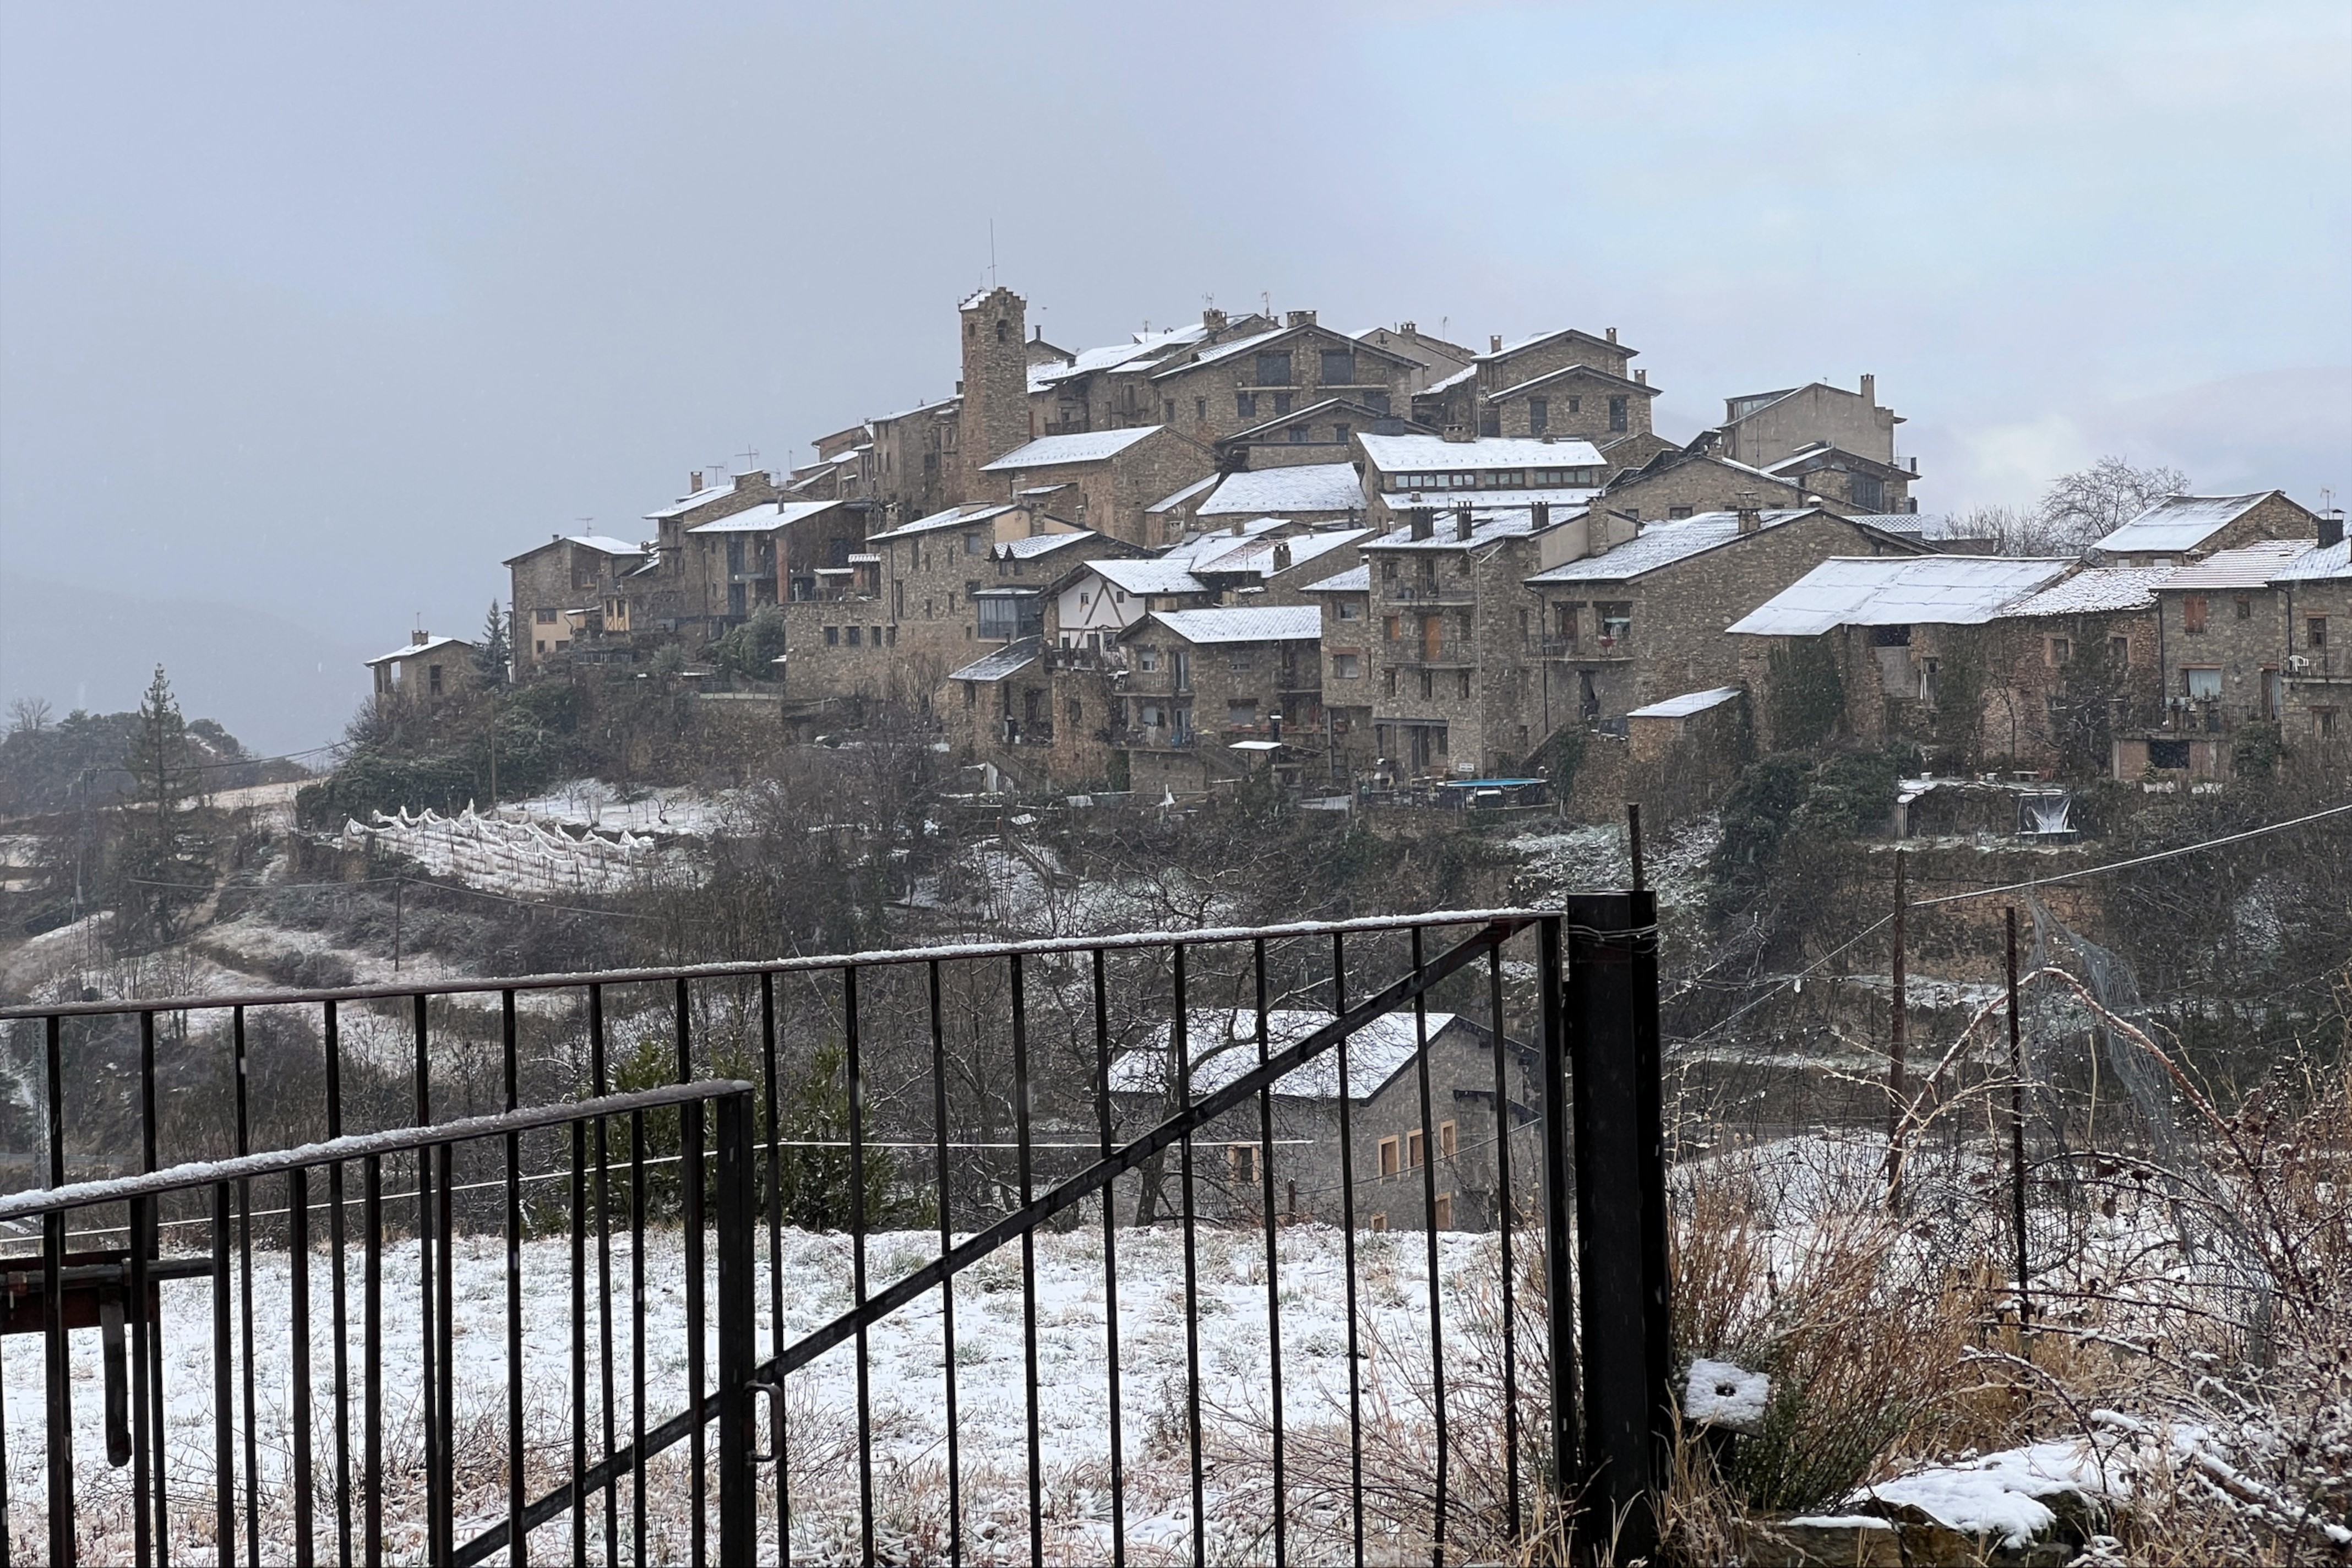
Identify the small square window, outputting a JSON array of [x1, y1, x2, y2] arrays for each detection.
[[1369, 1213, 1389, 1233], [1228, 1144, 1259, 1186], [1237, 391, 1256, 420], [2109, 635, 2129, 663], [1378, 1137, 1399, 1178], [2235, 595, 2252, 620], [2309, 617, 2328, 649], [823, 626, 839, 646], [1333, 653, 1361, 679], [846, 626, 861, 646]]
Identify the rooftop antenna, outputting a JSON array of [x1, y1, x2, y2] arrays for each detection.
[[736, 447, 759, 471], [1261, 291, 1272, 318], [988, 219, 997, 288]]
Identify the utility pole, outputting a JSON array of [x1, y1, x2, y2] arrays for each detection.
[[2005, 906, 2031, 1331], [1887, 848, 1908, 1212]]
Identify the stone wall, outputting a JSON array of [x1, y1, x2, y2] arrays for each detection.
[[1723, 381, 1898, 466], [1601, 458, 1808, 523], [957, 287, 1034, 500]]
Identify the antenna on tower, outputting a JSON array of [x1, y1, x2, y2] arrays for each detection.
[[988, 219, 997, 288]]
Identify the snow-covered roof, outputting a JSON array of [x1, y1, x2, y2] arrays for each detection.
[[1188, 529, 1366, 578], [1761, 442, 1905, 478], [1196, 463, 1364, 516], [1084, 559, 1212, 596], [993, 530, 1096, 560], [1162, 325, 1289, 373], [1483, 326, 1627, 363], [2158, 539, 2322, 590], [1161, 518, 1291, 563], [2094, 493, 2277, 555], [1107, 1009, 1464, 1100], [1030, 326, 1205, 387], [979, 427, 1161, 471], [2269, 538, 2349, 581], [946, 636, 1043, 684], [501, 533, 647, 566], [1726, 557, 2075, 636], [1525, 510, 1815, 585], [645, 481, 743, 520], [867, 502, 1020, 542], [1391, 488, 1600, 514], [1996, 567, 2171, 618], [1145, 475, 1220, 514], [1485, 362, 1651, 400], [1847, 512, 1986, 542], [1424, 363, 1478, 394], [1356, 433, 1607, 472], [1626, 687, 1742, 720], [869, 395, 958, 424], [1300, 564, 1371, 593], [688, 499, 847, 534], [1366, 507, 1571, 553], [365, 634, 471, 667], [1142, 606, 1324, 645]]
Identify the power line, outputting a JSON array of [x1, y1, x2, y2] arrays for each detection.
[[1904, 798, 2352, 909]]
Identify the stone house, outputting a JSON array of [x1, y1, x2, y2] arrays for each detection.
[[1758, 442, 1919, 516], [1351, 323, 1478, 396], [1027, 311, 1271, 441], [1596, 438, 1812, 524], [679, 499, 864, 632], [1051, 558, 1221, 651], [1410, 327, 1649, 444], [862, 395, 961, 523], [2116, 540, 2329, 779], [1303, 565, 1377, 779], [939, 636, 1125, 791], [504, 534, 652, 670], [955, 286, 1044, 500], [1727, 556, 2077, 755], [1717, 377, 1902, 468], [1142, 475, 1222, 542], [1211, 396, 1437, 473], [1975, 568, 2170, 776], [1106, 1008, 1538, 1232], [364, 631, 477, 705], [1362, 502, 1605, 781], [1353, 432, 1608, 530], [1523, 507, 1930, 733], [1114, 606, 1325, 797], [633, 468, 781, 639], [2273, 536, 2349, 760], [977, 426, 1216, 548], [1141, 312, 1425, 447], [2091, 491, 2320, 568]]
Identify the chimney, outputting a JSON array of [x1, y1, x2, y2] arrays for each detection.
[[1530, 501, 1551, 531], [2321, 510, 2346, 549], [411, 629, 430, 646], [1409, 507, 1433, 541], [1590, 515, 1611, 556], [1400, 320, 1416, 335], [1271, 542, 1293, 573], [1285, 308, 1317, 328], [1605, 326, 1618, 344], [1453, 505, 1474, 541], [1861, 373, 1876, 406], [1736, 489, 1763, 534], [1203, 306, 1228, 333], [1489, 335, 1503, 354], [689, 470, 703, 491], [1910, 455, 1918, 474], [1634, 369, 1647, 384]]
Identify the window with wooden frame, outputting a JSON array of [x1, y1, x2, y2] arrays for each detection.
[[1228, 1144, 1258, 1186], [1433, 1195, 1453, 1229], [1439, 1120, 1457, 1159], [2048, 636, 2070, 666], [2182, 596, 2208, 634], [1370, 1213, 1389, 1233], [1406, 1129, 1425, 1169], [1378, 1136, 1400, 1177]]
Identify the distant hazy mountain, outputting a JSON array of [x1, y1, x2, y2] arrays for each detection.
[[0, 571, 375, 758]]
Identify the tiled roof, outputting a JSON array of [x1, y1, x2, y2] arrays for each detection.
[[866, 503, 1021, 542], [1197, 464, 1365, 516], [1726, 557, 2075, 636], [645, 481, 748, 520], [2158, 540, 2323, 590], [1997, 567, 2171, 618], [1145, 475, 1220, 513], [1300, 564, 1371, 592], [2269, 539, 2349, 582], [1356, 433, 1606, 471], [1849, 512, 1989, 542], [980, 427, 1162, 470], [365, 634, 471, 667], [688, 500, 847, 534], [1143, 606, 1324, 645], [993, 530, 1097, 560], [1085, 559, 1212, 596], [1188, 528, 1366, 578]]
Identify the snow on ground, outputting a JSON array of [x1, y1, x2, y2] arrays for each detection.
[[499, 781, 747, 838], [3, 1219, 1504, 1565], [341, 807, 701, 899]]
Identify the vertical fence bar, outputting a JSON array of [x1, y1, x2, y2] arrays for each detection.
[[1253, 939, 1288, 1568], [1537, 915, 1578, 1540], [715, 1091, 758, 1568], [676, 979, 707, 1567], [1173, 944, 1205, 1566], [41, 1014, 71, 1568], [1009, 953, 1044, 1567], [1563, 892, 1669, 1563], [1486, 942, 1523, 1540], [759, 970, 786, 1568], [843, 964, 877, 1568], [135, 1009, 162, 1568], [289, 1166, 317, 1568], [214, 1183, 237, 1568], [1411, 927, 1451, 1565], [1331, 933, 1365, 1566], [362, 1158, 382, 1568], [590, 985, 618, 1568], [629, 1111, 647, 1566], [2006, 907, 2032, 1329], [503, 990, 527, 1568], [232, 1009, 259, 1568], [435, 1141, 455, 1565], [926, 961, 961, 1568], [413, 994, 444, 1564], [570, 1117, 588, 1568], [323, 1000, 353, 1568], [1091, 949, 1126, 1568]]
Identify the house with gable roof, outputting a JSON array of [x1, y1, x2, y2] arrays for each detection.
[[977, 425, 1215, 548], [2272, 532, 2350, 763], [366, 630, 480, 705], [1211, 396, 1438, 473], [2090, 491, 2320, 568], [1353, 432, 1608, 531], [680, 499, 865, 633], [1717, 377, 1903, 470], [1979, 567, 2171, 775], [1113, 606, 1327, 797], [1409, 327, 1659, 455], [1141, 309, 1427, 446], [504, 533, 654, 669]]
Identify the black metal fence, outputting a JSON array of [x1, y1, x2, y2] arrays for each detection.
[[0, 901, 1670, 1566]]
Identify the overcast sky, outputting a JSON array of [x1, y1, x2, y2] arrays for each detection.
[[3, 1, 2347, 753]]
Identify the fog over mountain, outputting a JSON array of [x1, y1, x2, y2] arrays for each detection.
[[3, 1, 2345, 755]]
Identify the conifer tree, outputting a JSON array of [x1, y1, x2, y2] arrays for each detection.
[[473, 601, 512, 686], [117, 665, 210, 941]]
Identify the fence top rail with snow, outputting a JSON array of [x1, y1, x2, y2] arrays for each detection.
[[0, 906, 1555, 1019], [0, 1080, 750, 1223]]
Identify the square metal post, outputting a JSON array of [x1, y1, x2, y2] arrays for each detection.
[[714, 1090, 759, 1565], [1563, 892, 1671, 1561], [1537, 915, 1580, 1547]]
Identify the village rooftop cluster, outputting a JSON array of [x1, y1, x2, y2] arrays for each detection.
[[368, 286, 2350, 801]]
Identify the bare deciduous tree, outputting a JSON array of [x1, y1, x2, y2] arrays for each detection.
[[2035, 455, 2188, 553]]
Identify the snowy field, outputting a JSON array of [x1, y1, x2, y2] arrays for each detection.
[[3, 1220, 1513, 1565]]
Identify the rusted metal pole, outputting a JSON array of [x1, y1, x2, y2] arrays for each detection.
[[2006, 906, 2031, 1330], [1887, 850, 1907, 1212], [1626, 801, 1646, 891]]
